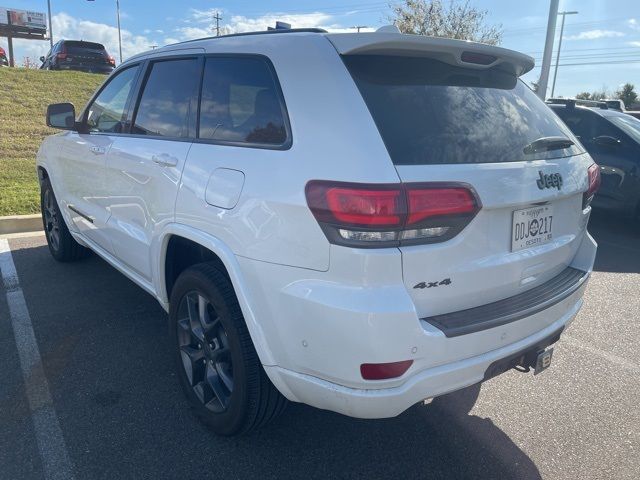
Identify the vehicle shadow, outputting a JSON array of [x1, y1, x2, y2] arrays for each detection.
[[236, 386, 542, 479], [588, 210, 640, 274], [5, 240, 542, 480]]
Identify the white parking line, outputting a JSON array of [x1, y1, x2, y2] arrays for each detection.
[[563, 334, 640, 374], [0, 239, 75, 480]]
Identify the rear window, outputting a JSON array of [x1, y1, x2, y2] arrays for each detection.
[[344, 55, 582, 165], [64, 41, 106, 54]]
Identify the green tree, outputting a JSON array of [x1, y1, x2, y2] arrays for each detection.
[[390, 0, 503, 45], [615, 83, 638, 107]]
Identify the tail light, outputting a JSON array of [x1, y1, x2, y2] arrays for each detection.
[[583, 163, 601, 209], [305, 181, 481, 248], [104, 52, 115, 66], [56, 45, 67, 60]]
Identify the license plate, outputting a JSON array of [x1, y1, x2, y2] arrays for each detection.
[[511, 205, 554, 252], [534, 348, 553, 375]]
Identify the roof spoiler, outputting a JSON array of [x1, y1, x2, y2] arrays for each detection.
[[326, 33, 534, 77]]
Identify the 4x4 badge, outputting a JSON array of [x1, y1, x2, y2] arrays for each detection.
[[536, 171, 563, 190]]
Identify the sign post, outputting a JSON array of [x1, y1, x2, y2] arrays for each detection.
[[6, 32, 12, 66]]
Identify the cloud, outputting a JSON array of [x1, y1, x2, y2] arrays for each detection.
[[565, 29, 625, 41], [10, 10, 374, 66], [628, 19, 640, 31], [173, 10, 374, 40], [628, 41, 640, 47]]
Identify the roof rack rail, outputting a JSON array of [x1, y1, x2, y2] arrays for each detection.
[[171, 27, 328, 46], [546, 98, 608, 109]]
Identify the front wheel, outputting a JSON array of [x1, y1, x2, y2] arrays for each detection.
[[170, 263, 287, 436], [40, 178, 89, 262]]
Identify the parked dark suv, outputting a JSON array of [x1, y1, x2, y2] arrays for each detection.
[[550, 100, 640, 219], [40, 40, 115, 74]]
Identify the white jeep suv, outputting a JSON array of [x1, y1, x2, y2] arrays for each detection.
[[37, 28, 599, 435]]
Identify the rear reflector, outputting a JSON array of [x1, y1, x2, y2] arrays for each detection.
[[361, 360, 413, 380], [583, 163, 601, 209], [306, 181, 481, 248]]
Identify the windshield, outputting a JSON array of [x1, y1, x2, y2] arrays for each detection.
[[343, 55, 582, 165], [608, 115, 640, 144]]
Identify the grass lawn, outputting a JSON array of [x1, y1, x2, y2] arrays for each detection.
[[0, 68, 104, 216]]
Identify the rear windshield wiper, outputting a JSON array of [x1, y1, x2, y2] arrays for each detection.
[[523, 136, 575, 155]]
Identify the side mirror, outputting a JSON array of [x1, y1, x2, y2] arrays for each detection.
[[46, 103, 76, 130], [39, 55, 45, 63], [593, 135, 621, 147]]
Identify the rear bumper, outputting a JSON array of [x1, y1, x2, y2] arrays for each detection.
[[265, 283, 584, 418], [240, 232, 596, 418], [56, 63, 113, 74]]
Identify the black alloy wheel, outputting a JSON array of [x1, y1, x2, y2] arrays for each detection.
[[177, 291, 234, 412]]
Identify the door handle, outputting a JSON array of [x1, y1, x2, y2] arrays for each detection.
[[152, 154, 178, 167], [90, 146, 106, 155]]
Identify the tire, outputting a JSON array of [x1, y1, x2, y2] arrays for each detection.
[[40, 178, 89, 262], [170, 263, 287, 436]]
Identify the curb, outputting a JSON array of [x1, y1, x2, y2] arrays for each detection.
[[0, 214, 43, 235]]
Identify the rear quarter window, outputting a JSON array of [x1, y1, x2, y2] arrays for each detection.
[[344, 55, 582, 165], [198, 56, 289, 147]]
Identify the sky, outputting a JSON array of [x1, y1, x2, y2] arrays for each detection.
[[4, 0, 640, 98]]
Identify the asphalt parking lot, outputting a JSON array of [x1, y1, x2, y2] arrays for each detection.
[[1, 211, 639, 480]]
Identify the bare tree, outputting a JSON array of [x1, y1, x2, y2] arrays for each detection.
[[389, 0, 503, 45], [21, 57, 40, 69], [589, 90, 607, 101]]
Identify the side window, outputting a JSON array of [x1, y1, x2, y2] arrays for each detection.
[[555, 108, 596, 141], [199, 56, 288, 146], [86, 65, 139, 133], [131, 58, 200, 138], [593, 116, 623, 141]]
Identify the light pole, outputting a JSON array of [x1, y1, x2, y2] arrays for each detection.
[[537, 0, 559, 100], [47, 0, 53, 47], [86, 0, 122, 64], [550, 11, 578, 98], [115, 0, 122, 63]]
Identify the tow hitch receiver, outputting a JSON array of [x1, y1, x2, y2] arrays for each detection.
[[514, 347, 554, 375], [483, 328, 562, 381], [534, 348, 553, 375]]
